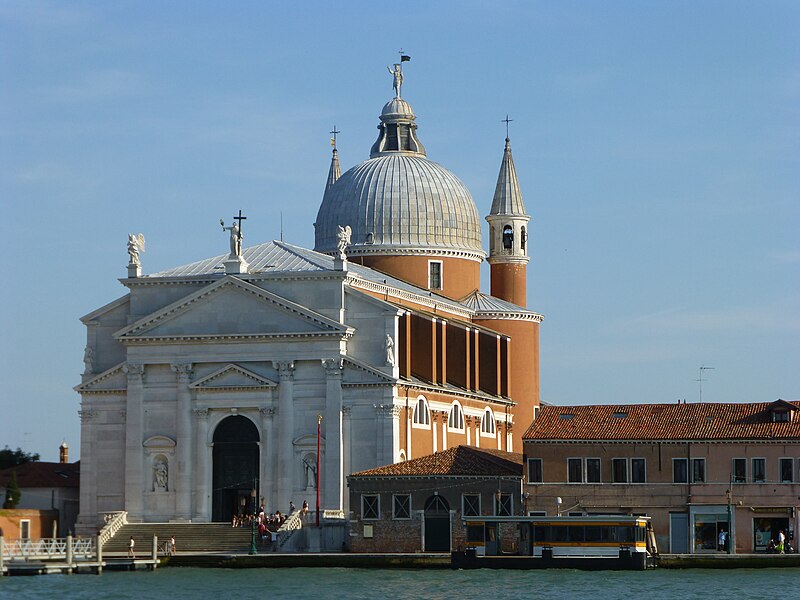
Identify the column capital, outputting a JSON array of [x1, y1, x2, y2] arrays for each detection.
[[192, 408, 209, 419], [374, 404, 400, 418], [171, 362, 194, 382], [79, 410, 98, 423], [322, 357, 344, 377], [342, 405, 352, 417], [259, 407, 276, 418], [272, 360, 295, 380], [123, 362, 145, 382]]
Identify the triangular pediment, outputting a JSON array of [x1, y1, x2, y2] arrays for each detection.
[[191, 364, 277, 391], [74, 363, 127, 393], [115, 276, 350, 341], [342, 356, 396, 385]]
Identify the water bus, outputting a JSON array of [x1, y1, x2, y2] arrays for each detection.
[[451, 515, 657, 570]]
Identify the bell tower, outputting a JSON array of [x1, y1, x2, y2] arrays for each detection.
[[486, 133, 531, 306]]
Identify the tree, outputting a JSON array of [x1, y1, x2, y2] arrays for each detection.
[[0, 446, 39, 470], [3, 471, 21, 509]]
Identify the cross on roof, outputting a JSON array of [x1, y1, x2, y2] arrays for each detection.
[[330, 125, 340, 149], [502, 114, 514, 139], [233, 209, 247, 234]]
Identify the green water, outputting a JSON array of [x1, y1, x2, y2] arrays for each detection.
[[1, 566, 796, 600]]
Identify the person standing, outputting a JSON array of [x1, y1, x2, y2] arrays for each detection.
[[169, 536, 176, 556], [128, 536, 135, 558], [777, 529, 786, 553], [718, 529, 727, 552]]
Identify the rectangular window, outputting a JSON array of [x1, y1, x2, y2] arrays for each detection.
[[752, 458, 766, 483], [20, 520, 31, 540], [631, 458, 646, 483], [495, 493, 513, 516], [779, 458, 793, 483], [732, 458, 747, 483], [691, 458, 706, 483], [612, 458, 628, 483], [361, 494, 379, 520], [428, 261, 442, 290], [586, 458, 601, 483], [673, 458, 688, 483], [393, 494, 411, 519], [462, 494, 481, 517], [527, 458, 543, 483], [568, 458, 583, 483]]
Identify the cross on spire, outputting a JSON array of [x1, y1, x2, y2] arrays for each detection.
[[502, 114, 514, 140], [330, 125, 340, 149]]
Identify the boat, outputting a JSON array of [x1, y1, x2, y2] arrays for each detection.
[[451, 515, 657, 570]]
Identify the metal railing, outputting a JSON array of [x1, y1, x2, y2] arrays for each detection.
[[1, 537, 95, 560]]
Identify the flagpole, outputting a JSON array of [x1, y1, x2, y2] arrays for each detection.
[[316, 414, 322, 528]]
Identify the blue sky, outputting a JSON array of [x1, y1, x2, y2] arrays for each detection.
[[1, 1, 798, 461]]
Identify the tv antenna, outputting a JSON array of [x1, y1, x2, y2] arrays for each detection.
[[695, 365, 715, 403]]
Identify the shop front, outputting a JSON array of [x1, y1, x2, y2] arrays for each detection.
[[690, 505, 730, 553], [752, 507, 793, 553]]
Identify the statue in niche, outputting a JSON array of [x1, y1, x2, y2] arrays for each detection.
[[303, 456, 317, 489], [385, 334, 395, 367], [153, 456, 168, 492], [127, 233, 145, 266]]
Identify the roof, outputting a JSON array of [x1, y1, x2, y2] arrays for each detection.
[[460, 290, 543, 321], [489, 137, 527, 216], [0, 461, 80, 489], [349, 445, 522, 478], [523, 400, 800, 442], [147, 240, 477, 317]]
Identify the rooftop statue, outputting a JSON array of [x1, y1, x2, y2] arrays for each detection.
[[127, 233, 145, 266], [336, 224, 352, 260], [388, 63, 404, 98]]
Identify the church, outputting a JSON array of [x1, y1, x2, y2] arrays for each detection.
[[74, 62, 543, 534]]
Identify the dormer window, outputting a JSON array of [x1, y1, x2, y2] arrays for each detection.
[[502, 225, 514, 250], [773, 409, 790, 422]]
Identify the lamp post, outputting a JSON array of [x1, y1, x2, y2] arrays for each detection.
[[726, 488, 733, 555], [249, 483, 257, 555]]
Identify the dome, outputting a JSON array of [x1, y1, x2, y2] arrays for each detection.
[[315, 71, 483, 259], [314, 154, 483, 257]]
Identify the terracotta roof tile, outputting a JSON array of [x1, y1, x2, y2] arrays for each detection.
[[349, 445, 522, 478], [523, 401, 800, 442], [0, 462, 80, 489]]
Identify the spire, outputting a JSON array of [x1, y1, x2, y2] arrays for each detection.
[[325, 125, 341, 195], [490, 136, 526, 216]]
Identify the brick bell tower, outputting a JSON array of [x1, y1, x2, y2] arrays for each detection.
[[486, 134, 531, 306]]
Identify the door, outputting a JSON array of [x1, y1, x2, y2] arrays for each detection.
[[212, 416, 260, 522], [670, 512, 689, 553], [424, 495, 451, 552]]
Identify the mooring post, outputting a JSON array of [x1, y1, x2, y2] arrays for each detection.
[[66, 534, 74, 574], [151, 535, 158, 570], [1, 536, 5, 575], [95, 534, 103, 574]]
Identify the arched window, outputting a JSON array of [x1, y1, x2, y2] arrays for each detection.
[[413, 396, 430, 427], [502, 225, 514, 250], [448, 402, 465, 431], [521, 226, 527, 252], [481, 409, 496, 435]]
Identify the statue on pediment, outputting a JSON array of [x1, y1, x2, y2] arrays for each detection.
[[127, 233, 145, 266], [385, 334, 395, 366], [336, 225, 351, 260]]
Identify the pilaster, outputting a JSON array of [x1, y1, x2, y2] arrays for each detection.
[[259, 407, 276, 511], [322, 358, 344, 511], [76, 409, 98, 532], [123, 363, 145, 520], [273, 360, 295, 510], [171, 363, 193, 519], [193, 408, 209, 520]]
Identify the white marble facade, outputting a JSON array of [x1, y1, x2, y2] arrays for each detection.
[[75, 244, 405, 532]]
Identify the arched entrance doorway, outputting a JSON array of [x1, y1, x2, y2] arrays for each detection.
[[424, 495, 451, 552], [212, 416, 259, 522]]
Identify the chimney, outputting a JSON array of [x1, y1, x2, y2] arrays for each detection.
[[59, 442, 69, 464]]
